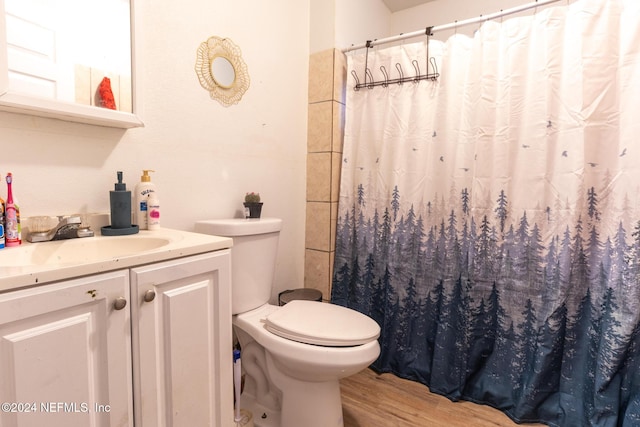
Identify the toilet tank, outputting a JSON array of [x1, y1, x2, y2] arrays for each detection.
[[194, 218, 282, 315]]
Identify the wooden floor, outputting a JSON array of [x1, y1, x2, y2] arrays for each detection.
[[340, 368, 547, 427]]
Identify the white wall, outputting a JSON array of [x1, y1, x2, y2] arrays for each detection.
[[309, 0, 335, 54], [0, 0, 310, 301], [309, 0, 391, 54], [335, 0, 392, 51]]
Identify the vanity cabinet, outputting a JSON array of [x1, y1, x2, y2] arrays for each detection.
[[130, 251, 233, 427], [0, 250, 233, 427], [0, 270, 133, 427]]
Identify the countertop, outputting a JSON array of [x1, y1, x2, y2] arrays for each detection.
[[0, 228, 233, 292]]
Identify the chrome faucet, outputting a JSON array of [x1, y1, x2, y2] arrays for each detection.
[[27, 216, 94, 242]]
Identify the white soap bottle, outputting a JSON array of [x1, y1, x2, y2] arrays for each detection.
[[134, 170, 156, 230], [147, 195, 160, 230]]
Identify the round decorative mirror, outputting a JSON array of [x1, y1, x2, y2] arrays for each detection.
[[195, 36, 249, 106], [211, 56, 236, 88]]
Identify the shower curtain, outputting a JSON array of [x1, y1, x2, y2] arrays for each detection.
[[332, 1, 640, 426]]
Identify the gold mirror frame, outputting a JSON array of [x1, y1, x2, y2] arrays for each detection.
[[195, 36, 249, 107]]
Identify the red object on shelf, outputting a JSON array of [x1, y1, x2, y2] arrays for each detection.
[[98, 77, 117, 110]]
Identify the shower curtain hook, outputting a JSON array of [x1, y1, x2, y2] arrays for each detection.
[[429, 58, 439, 80], [380, 66, 389, 87], [351, 70, 361, 91], [395, 63, 404, 85], [411, 60, 421, 82], [365, 69, 374, 89]]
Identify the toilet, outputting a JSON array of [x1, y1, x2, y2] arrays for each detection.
[[194, 218, 380, 427]]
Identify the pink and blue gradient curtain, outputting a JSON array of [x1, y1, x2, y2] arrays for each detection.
[[332, 1, 640, 425]]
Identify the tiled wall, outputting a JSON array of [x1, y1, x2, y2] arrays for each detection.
[[305, 49, 347, 301]]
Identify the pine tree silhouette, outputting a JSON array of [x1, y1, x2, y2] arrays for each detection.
[[397, 277, 419, 368], [461, 188, 470, 216], [596, 288, 625, 395], [619, 318, 640, 424], [587, 186, 600, 223], [561, 288, 598, 424], [495, 190, 508, 234], [361, 253, 376, 314], [391, 185, 400, 222], [516, 302, 567, 422], [331, 262, 350, 304], [514, 299, 537, 397]]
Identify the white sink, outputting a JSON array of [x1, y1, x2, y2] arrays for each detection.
[[0, 236, 171, 267], [0, 228, 233, 292]]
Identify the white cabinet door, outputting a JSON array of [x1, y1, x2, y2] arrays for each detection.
[[130, 250, 233, 427], [0, 270, 133, 427]]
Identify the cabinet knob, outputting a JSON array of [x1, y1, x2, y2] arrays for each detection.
[[114, 297, 127, 310], [143, 289, 156, 303]]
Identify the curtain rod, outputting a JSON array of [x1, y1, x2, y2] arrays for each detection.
[[342, 0, 562, 53]]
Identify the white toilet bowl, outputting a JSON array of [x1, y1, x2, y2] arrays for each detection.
[[233, 302, 380, 427]]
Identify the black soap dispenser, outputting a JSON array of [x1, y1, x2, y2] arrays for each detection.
[[101, 171, 139, 236]]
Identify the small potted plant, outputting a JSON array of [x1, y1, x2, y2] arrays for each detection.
[[243, 192, 263, 218]]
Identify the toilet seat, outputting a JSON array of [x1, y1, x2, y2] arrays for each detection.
[[264, 300, 380, 347]]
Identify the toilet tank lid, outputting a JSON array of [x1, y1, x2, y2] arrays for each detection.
[[195, 218, 282, 237]]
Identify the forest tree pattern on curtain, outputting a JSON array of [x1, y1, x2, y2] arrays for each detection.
[[331, 1, 640, 426]]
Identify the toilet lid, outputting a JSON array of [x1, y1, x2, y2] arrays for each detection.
[[264, 300, 380, 347]]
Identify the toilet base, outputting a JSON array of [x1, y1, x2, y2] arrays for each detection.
[[241, 361, 345, 427], [266, 353, 344, 427], [237, 393, 281, 427], [280, 379, 344, 427]]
